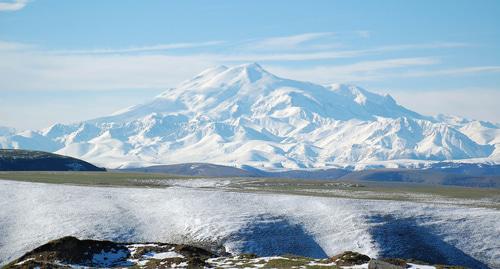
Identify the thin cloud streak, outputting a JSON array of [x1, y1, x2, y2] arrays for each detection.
[[245, 32, 335, 50], [267, 61, 500, 85], [0, 46, 442, 91], [0, 0, 28, 11], [0, 51, 215, 90], [0, 35, 482, 91], [357, 31, 371, 38], [268, 57, 440, 83], [375, 42, 470, 51], [0, 40, 33, 50], [399, 66, 500, 78], [2, 49, 497, 91], [216, 42, 469, 62], [53, 40, 225, 54]]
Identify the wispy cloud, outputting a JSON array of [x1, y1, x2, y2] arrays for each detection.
[[0, 40, 33, 50], [399, 66, 500, 78], [51, 32, 337, 56], [356, 30, 371, 38], [391, 88, 500, 123], [0, 51, 216, 90], [267, 57, 440, 83], [374, 42, 470, 51], [40, 32, 468, 63], [0, 49, 447, 91], [218, 50, 364, 62], [0, 34, 484, 91], [54, 40, 224, 54], [217, 42, 469, 62], [243, 32, 335, 51], [0, 0, 29, 11], [268, 61, 500, 84]]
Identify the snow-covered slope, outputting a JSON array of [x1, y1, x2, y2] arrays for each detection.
[[1, 181, 498, 268], [0, 63, 498, 169], [434, 114, 500, 163]]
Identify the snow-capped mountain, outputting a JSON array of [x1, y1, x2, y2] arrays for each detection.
[[1, 63, 498, 169], [0, 126, 15, 136]]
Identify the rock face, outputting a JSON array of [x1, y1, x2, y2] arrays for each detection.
[[0, 149, 105, 171], [4, 237, 460, 269], [0, 63, 498, 169]]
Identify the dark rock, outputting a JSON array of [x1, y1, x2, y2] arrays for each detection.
[[369, 259, 405, 269], [130, 244, 172, 259], [330, 251, 371, 266], [4, 236, 128, 268], [238, 253, 258, 259]]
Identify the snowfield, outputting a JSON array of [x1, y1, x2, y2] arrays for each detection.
[[0, 180, 499, 268]]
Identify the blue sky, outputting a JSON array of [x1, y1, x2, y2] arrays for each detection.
[[0, 0, 499, 129]]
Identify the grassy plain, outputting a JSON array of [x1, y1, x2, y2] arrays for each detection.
[[0, 171, 498, 208]]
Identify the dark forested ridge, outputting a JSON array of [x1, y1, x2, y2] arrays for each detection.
[[0, 149, 105, 171]]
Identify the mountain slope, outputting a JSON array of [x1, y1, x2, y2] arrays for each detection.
[[0, 126, 15, 136], [0, 63, 497, 169], [120, 162, 500, 188], [0, 149, 105, 171], [123, 162, 256, 177]]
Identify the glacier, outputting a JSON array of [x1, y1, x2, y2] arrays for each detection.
[[0, 63, 498, 169]]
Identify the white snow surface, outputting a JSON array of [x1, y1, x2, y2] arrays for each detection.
[[0, 180, 498, 268], [0, 63, 498, 169]]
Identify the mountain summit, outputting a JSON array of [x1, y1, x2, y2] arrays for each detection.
[[0, 63, 498, 169]]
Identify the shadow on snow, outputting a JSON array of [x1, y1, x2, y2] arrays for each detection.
[[228, 214, 327, 258], [368, 214, 489, 269]]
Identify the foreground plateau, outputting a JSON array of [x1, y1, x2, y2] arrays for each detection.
[[0, 175, 498, 268]]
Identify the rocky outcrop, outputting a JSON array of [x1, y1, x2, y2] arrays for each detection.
[[3, 237, 215, 269], [3, 237, 463, 269], [330, 250, 371, 266]]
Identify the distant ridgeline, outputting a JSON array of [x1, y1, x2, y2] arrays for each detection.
[[0, 149, 105, 171], [123, 162, 500, 188]]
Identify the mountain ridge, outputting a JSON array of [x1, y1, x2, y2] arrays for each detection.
[[120, 162, 500, 188], [0, 63, 498, 169], [0, 149, 105, 171]]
